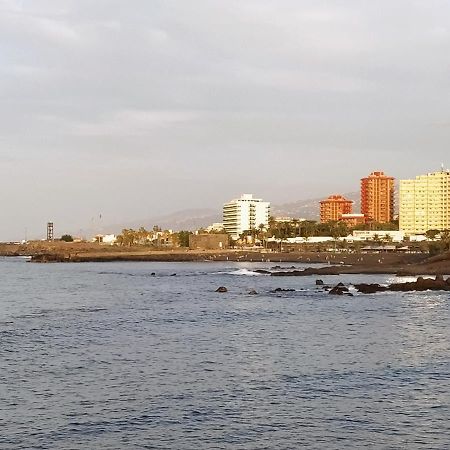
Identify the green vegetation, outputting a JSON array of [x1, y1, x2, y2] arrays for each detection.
[[352, 220, 399, 231], [428, 230, 450, 256], [175, 231, 192, 247], [60, 234, 73, 242], [267, 218, 351, 239]]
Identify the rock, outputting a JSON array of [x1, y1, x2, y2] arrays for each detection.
[[151, 272, 156, 276], [329, 283, 349, 295], [315, 279, 324, 285], [271, 270, 304, 277], [273, 287, 295, 292], [271, 265, 282, 269], [170, 273, 176, 276], [356, 276, 450, 294], [354, 283, 387, 294], [390, 276, 450, 291], [215, 286, 228, 293], [248, 290, 258, 295], [329, 287, 344, 295]]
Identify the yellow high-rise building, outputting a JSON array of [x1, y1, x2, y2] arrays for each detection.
[[399, 169, 450, 235]]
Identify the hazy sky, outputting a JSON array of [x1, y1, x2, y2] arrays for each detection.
[[1, 0, 450, 240]]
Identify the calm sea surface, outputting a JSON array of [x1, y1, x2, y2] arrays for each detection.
[[0, 257, 449, 449]]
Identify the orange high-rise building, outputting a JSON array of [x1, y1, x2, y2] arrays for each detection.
[[320, 195, 353, 223], [360, 171, 395, 223]]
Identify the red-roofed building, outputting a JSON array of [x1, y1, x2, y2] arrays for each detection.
[[320, 195, 353, 223]]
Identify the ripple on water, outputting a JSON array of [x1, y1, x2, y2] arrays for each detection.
[[0, 260, 449, 449]]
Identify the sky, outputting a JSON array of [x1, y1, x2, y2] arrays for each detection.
[[1, 0, 450, 240]]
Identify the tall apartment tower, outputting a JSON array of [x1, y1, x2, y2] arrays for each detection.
[[320, 195, 353, 223], [360, 171, 395, 223], [399, 169, 450, 235], [223, 194, 270, 240]]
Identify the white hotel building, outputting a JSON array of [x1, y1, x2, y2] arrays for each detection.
[[223, 194, 270, 240]]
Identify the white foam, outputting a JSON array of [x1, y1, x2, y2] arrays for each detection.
[[215, 268, 266, 276]]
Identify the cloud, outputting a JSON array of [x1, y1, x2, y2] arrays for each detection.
[[0, 4, 82, 45], [68, 109, 200, 137], [1, 0, 450, 240]]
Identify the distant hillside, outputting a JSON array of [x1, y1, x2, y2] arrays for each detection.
[[81, 193, 362, 236], [88, 208, 221, 235], [272, 192, 360, 220], [124, 208, 222, 231]]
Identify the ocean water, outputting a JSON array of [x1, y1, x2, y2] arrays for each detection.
[[0, 257, 449, 449]]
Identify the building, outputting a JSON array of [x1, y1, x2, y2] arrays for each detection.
[[399, 169, 450, 235], [360, 171, 395, 223], [320, 195, 353, 223], [223, 194, 270, 240], [205, 223, 225, 233], [189, 234, 229, 250], [350, 230, 405, 243], [339, 213, 366, 227]]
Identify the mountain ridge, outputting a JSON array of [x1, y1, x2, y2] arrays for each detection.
[[79, 192, 361, 236]]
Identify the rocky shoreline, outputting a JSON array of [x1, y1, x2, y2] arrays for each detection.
[[1, 241, 450, 276], [354, 275, 450, 293]]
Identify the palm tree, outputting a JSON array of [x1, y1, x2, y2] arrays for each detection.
[[258, 223, 267, 248]]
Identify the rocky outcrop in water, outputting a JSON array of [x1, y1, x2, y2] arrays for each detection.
[[329, 282, 353, 296], [273, 288, 295, 292], [355, 276, 450, 293]]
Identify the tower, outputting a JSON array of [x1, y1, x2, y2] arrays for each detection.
[[360, 171, 395, 223], [399, 169, 450, 234], [223, 194, 270, 240], [47, 222, 54, 241]]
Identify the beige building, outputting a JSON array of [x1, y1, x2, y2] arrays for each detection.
[[399, 169, 450, 234]]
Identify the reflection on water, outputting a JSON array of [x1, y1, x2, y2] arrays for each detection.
[[0, 258, 449, 449]]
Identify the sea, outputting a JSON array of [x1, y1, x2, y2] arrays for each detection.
[[0, 257, 449, 449]]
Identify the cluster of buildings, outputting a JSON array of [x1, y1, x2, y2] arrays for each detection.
[[320, 171, 395, 226], [221, 167, 450, 241], [320, 168, 450, 235]]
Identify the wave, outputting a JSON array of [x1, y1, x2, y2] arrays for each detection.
[[214, 268, 268, 277]]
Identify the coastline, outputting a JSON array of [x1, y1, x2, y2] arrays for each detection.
[[2, 241, 450, 275]]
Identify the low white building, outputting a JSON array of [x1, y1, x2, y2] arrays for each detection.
[[93, 234, 117, 245], [284, 236, 335, 244], [409, 234, 427, 242], [350, 230, 405, 242], [205, 222, 225, 233]]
